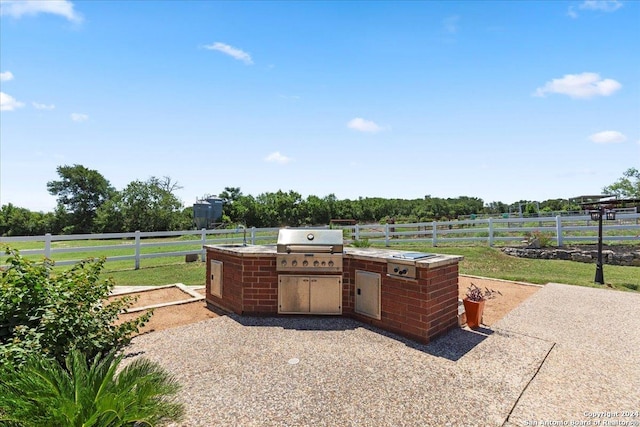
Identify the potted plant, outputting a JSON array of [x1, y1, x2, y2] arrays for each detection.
[[463, 283, 501, 329]]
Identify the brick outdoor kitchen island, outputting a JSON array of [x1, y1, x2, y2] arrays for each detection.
[[205, 243, 463, 344]]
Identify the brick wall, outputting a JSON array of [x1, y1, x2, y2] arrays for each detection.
[[241, 257, 278, 313], [206, 251, 278, 314], [346, 258, 459, 344]]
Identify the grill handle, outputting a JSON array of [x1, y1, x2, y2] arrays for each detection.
[[285, 245, 335, 253]]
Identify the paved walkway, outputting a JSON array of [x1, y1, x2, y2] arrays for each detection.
[[496, 283, 640, 426]]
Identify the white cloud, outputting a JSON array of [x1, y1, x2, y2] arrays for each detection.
[[568, 1, 622, 18], [0, 71, 14, 81], [589, 130, 627, 144], [533, 72, 621, 99], [0, 0, 82, 23], [70, 112, 88, 122], [347, 117, 388, 133], [443, 15, 460, 34], [0, 92, 24, 111], [580, 0, 623, 12], [32, 102, 55, 110], [204, 42, 253, 65], [264, 151, 292, 165]]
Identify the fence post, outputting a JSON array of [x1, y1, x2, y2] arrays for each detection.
[[432, 221, 437, 247], [556, 215, 563, 247], [384, 223, 390, 247], [251, 227, 256, 245], [134, 230, 141, 270], [201, 228, 207, 261], [355, 224, 360, 242], [488, 218, 494, 247], [44, 233, 52, 259]]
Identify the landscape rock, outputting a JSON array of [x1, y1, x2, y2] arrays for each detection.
[[501, 245, 640, 266]]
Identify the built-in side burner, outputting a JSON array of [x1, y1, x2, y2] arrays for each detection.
[[387, 252, 436, 279]]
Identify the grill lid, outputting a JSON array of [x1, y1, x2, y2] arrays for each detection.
[[277, 229, 343, 253]]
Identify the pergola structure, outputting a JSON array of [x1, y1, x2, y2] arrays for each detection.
[[578, 197, 640, 285]]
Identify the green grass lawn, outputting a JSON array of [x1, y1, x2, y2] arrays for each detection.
[[96, 244, 639, 293]]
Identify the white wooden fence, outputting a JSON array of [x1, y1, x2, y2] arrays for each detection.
[[0, 227, 280, 269], [349, 213, 639, 247], [1, 214, 638, 269]]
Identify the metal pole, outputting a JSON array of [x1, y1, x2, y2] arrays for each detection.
[[594, 207, 604, 285]]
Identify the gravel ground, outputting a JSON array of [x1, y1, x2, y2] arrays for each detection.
[[124, 282, 639, 427], [126, 317, 550, 426]]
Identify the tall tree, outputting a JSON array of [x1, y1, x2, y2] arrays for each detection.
[[46, 165, 114, 233], [603, 167, 640, 198], [118, 177, 187, 232]]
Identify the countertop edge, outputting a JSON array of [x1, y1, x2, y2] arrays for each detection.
[[205, 245, 464, 266]]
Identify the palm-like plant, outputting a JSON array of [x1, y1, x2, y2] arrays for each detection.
[[0, 349, 184, 427]]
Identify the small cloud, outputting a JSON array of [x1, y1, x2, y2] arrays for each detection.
[[568, 0, 622, 18], [589, 130, 627, 144], [0, 71, 14, 81], [70, 112, 88, 122], [0, 0, 83, 23], [32, 102, 55, 110], [0, 92, 25, 111], [580, 0, 623, 12], [533, 72, 621, 99], [347, 117, 388, 133], [264, 151, 293, 165], [204, 42, 253, 65], [443, 15, 460, 34]]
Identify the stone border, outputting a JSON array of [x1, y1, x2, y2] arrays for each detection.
[[501, 246, 640, 266], [111, 283, 206, 313]]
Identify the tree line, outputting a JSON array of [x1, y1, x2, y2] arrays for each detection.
[[1, 165, 638, 236]]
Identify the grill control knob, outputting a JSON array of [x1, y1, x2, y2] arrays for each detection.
[[321, 261, 326, 266], [292, 260, 298, 267], [302, 260, 308, 266], [393, 267, 399, 273], [400, 269, 408, 275], [328, 261, 334, 267], [281, 260, 287, 266], [313, 260, 320, 267]]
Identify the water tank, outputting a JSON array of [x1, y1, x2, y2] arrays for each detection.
[[193, 196, 224, 229]]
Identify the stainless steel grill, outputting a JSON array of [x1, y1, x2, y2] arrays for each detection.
[[276, 229, 344, 273]]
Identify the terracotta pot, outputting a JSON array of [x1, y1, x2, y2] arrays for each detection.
[[463, 298, 485, 329]]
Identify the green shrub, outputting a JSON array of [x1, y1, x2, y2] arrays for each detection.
[[351, 238, 371, 248], [0, 348, 184, 426], [524, 230, 554, 248], [0, 248, 151, 370]]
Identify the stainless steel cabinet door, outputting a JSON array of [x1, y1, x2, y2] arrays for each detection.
[[309, 276, 342, 315], [355, 270, 381, 319], [210, 260, 223, 298], [278, 276, 310, 314]]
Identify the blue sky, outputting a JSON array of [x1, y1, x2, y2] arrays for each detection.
[[1, 0, 639, 212]]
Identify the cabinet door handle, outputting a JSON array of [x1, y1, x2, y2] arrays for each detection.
[[357, 288, 361, 295]]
